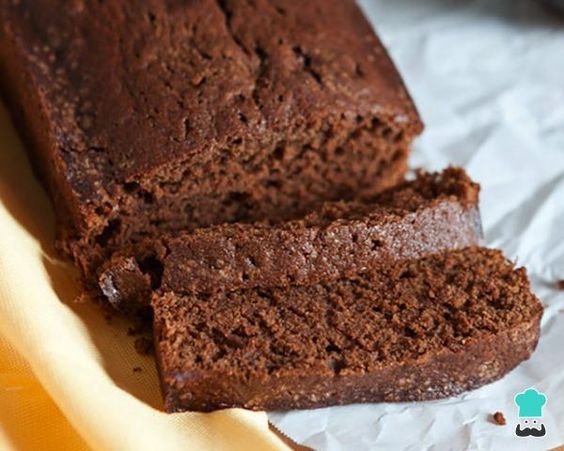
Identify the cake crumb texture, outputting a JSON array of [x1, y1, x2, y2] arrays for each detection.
[[154, 247, 542, 412]]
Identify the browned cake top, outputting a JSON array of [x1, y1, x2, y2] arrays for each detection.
[[1, 0, 421, 201], [154, 247, 542, 379]]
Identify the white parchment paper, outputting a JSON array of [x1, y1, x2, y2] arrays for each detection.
[[269, 1, 564, 449]]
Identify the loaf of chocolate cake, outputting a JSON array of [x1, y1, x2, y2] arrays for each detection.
[[153, 247, 542, 412], [98, 168, 482, 310], [0, 0, 542, 419], [0, 0, 422, 281]]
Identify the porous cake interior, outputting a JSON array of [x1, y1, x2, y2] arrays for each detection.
[[154, 248, 541, 377], [76, 0, 420, 249]]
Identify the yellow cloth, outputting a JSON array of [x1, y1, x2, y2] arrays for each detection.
[[0, 103, 289, 451]]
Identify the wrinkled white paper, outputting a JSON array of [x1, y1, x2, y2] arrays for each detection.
[[269, 1, 564, 449]]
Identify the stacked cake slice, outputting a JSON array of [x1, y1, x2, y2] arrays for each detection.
[[98, 168, 482, 310], [154, 247, 541, 412], [99, 168, 542, 412]]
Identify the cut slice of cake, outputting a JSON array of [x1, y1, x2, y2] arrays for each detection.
[[0, 0, 422, 284], [99, 168, 482, 311], [153, 247, 542, 412]]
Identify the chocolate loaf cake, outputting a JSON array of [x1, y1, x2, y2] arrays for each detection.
[[153, 247, 542, 412], [99, 168, 482, 310], [0, 0, 422, 280]]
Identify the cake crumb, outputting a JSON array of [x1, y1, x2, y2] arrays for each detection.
[[134, 337, 153, 355], [557, 280, 564, 290], [133, 366, 142, 373], [492, 411, 506, 426]]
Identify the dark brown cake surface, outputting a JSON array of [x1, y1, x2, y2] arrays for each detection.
[[153, 247, 542, 412], [0, 0, 422, 278], [99, 167, 482, 310]]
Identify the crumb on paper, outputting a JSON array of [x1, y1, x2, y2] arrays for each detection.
[[492, 411, 506, 426], [134, 337, 153, 355], [133, 366, 142, 373]]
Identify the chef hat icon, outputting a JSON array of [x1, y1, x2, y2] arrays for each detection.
[[514, 388, 547, 418]]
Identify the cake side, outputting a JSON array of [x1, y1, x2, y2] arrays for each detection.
[[152, 247, 542, 412], [98, 168, 481, 310], [160, 167, 481, 294], [159, 321, 539, 412], [0, 0, 422, 279]]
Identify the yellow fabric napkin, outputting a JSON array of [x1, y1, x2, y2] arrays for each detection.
[[0, 103, 289, 451]]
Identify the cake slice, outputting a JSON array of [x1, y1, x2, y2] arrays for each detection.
[[0, 0, 422, 283], [153, 247, 542, 412], [98, 168, 482, 310]]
